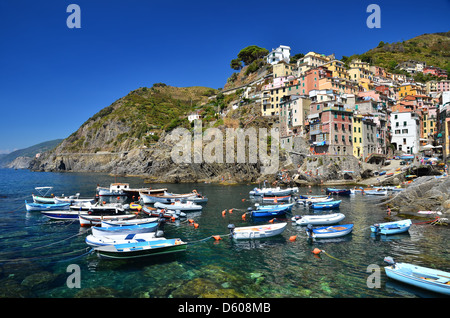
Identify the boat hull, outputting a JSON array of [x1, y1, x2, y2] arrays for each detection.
[[25, 201, 70, 212], [154, 201, 202, 211], [370, 219, 412, 235], [325, 188, 351, 196], [293, 213, 345, 225], [308, 224, 353, 239], [94, 239, 187, 259], [85, 232, 158, 247], [231, 223, 287, 240], [79, 214, 137, 227], [385, 263, 450, 296], [310, 200, 341, 210], [91, 222, 159, 236]]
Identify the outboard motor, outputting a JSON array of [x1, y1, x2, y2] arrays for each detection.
[[306, 224, 314, 238], [373, 224, 381, 235], [227, 224, 235, 237], [156, 217, 166, 237], [383, 256, 395, 265]]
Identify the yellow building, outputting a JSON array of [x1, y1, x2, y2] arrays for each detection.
[[273, 61, 295, 78], [348, 60, 374, 91], [352, 115, 363, 158], [398, 83, 427, 98], [323, 60, 350, 80]]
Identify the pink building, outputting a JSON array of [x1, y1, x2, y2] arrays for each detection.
[[423, 66, 448, 79], [437, 80, 450, 92]]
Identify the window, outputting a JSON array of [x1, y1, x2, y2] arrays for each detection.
[[403, 121, 407, 126]]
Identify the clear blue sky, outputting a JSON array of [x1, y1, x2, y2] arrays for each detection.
[[0, 0, 449, 153]]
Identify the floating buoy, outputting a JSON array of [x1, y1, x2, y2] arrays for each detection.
[[221, 210, 226, 217], [194, 223, 199, 229], [241, 199, 246, 202], [312, 248, 322, 255], [228, 209, 233, 214], [241, 213, 246, 220], [269, 218, 274, 223], [188, 219, 194, 224], [171, 216, 176, 221], [212, 235, 222, 241], [289, 235, 297, 241]]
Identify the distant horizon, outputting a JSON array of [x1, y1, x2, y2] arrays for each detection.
[[1, 0, 449, 152]]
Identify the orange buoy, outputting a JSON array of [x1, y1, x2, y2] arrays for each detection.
[[269, 218, 274, 223], [171, 216, 176, 221], [228, 209, 233, 214], [241, 198, 246, 202], [241, 213, 246, 220], [212, 235, 222, 241], [289, 235, 297, 241], [222, 210, 226, 217], [194, 223, 199, 228], [312, 248, 322, 255], [188, 219, 194, 224]]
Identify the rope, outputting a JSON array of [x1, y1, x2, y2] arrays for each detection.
[[187, 233, 231, 245], [0, 247, 92, 264]]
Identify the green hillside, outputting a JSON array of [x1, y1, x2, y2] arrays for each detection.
[[348, 31, 450, 74], [60, 84, 218, 153]]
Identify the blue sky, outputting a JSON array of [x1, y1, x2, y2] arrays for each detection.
[[0, 0, 449, 153]]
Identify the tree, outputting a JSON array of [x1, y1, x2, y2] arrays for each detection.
[[230, 58, 243, 70], [290, 53, 305, 64], [237, 45, 269, 66]]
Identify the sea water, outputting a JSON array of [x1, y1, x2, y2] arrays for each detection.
[[0, 168, 448, 298]]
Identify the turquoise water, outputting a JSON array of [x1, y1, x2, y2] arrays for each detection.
[[0, 168, 448, 298]]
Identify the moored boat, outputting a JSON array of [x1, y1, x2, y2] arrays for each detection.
[[93, 238, 187, 259], [383, 257, 450, 295], [364, 189, 387, 196], [78, 213, 137, 227], [291, 213, 345, 225], [306, 223, 353, 239], [31, 186, 55, 204], [325, 188, 351, 196], [297, 196, 333, 205], [85, 232, 159, 247], [41, 210, 83, 220], [25, 200, 70, 212], [154, 200, 202, 211], [309, 200, 341, 210], [261, 195, 291, 203], [227, 222, 287, 240], [142, 206, 187, 219], [91, 221, 160, 237], [249, 187, 298, 197], [100, 217, 158, 227], [370, 219, 412, 235]]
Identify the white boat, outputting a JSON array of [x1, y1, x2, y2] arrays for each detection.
[[32, 187, 55, 203], [91, 221, 159, 237], [154, 200, 202, 211], [371, 219, 412, 235], [297, 196, 333, 205], [364, 189, 387, 196], [227, 222, 287, 240], [249, 186, 298, 196], [97, 183, 130, 196], [78, 213, 137, 227], [85, 232, 159, 247], [291, 213, 345, 225], [70, 202, 126, 214], [384, 257, 450, 295], [54, 194, 95, 205], [100, 217, 158, 228], [139, 192, 197, 204]]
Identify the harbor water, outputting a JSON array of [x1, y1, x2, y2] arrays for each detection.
[[0, 168, 448, 298]]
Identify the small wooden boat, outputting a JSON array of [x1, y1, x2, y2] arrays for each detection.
[[54, 194, 95, 205], [297, 196, 333, 205], [94, 238, 187, 259], [364, 189, 387, 196], [261, 195, 291, 203], [31, 186, 55, 203], [142, 206, 187, 219], [370, 219, 412, 235], [154, 200, 202, 211], [85, 232, 159, 247], [249, 206, 289, 218], [326, 188, 351, 196], [227, 222, 287, 240], [91, 221, 160, 237], [309, 200, 341, 210], [384, 257, 450, 295], [41, 210, 83, 220], [250, 187, 298, 197], [78, 213, 137, 227], [291, 213, 345, 225], [140, 192, 197, 204], [100, 217, 158, 227], [70, 202, 126, 214], [306, 224, 353, 239], [298, 195, 329, 200], [254, 203, 294, 212], [25, 200, 70, 212]]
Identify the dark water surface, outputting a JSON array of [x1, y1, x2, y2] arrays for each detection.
[[0, 168, 448, 298]]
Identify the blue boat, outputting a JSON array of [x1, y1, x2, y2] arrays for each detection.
[[25, 200, 70, 212], [371, 219, 412, 235], [306, 223, 353, 239], [91, 221, 160, 237], [248, 203, 294, 218], [41, 210, 81, 220], [325, 188, 351, 196], [309, 200, 341, 210], [384, 257, 450, 295]]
